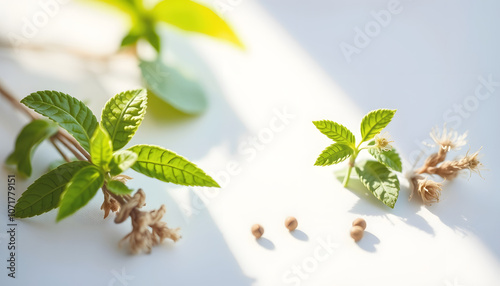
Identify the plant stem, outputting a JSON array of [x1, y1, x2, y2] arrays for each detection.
[[343, 157, 355, 187], [343, 143, 363, 187], [0, 83, 37, 120], [56, 135, 86, 161], [49, 137, 70, 162], [57, 130, 91, 161]]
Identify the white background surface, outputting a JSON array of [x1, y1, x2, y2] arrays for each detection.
[[1, 0, 500, 285]]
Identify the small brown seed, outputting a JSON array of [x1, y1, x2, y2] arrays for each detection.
[[350, 226, 364, 242], [285, 216, 298, 231], [251, 224, 264, 239], [352, 218, 367, 230]]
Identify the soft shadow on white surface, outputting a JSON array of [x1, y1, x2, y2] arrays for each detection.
[[357, 231, 380, 253], [257, 237, 276, 250], [290, 229, 309, 241]]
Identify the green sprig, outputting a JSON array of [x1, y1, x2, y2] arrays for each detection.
[[313, 109, 402, 208], [7, 89, 219, 220]]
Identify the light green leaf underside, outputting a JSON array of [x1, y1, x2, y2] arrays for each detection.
[[106, 180, 133, 195], [314, 143, 353, 166], [90, 125, 113, 170], [369, 147, 403, 172], [128, 144, 219, 187], [313, 120, 355, 147], [355, 161, 400, 208], [139, 59, 207, 114], [57, 165, 104, 221], [101, 89, 147, 151], [21, 90, 98, 151], [109, 150, 138, 177], [360, 109, 396, 143], [152, 0, 244, 48], [14, 161, 91, 218], [6, 119, 59, 177]]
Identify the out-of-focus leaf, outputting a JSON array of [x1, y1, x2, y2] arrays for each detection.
[[6, 119, 59, 177], [140, 59, 207, 114], [152, 0, 243, 48]]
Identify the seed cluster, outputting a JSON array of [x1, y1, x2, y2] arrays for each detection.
[[350, 218, 366, 242]]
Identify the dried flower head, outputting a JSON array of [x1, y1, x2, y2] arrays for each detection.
[[374, 131, 394, 151], [430, 126, 467, 151], [460, 149, 483, 176], [113, 174, 133, 184], [411, 175, 442, 205]]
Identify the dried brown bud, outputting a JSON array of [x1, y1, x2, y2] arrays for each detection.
[[101, 190, 120, 219], [115, 189, 146, 224], [425, 149, 483, 181], [120, 204, 181, 254]]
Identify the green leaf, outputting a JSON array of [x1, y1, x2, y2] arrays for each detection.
[[90, 125, 113, 170], [152, 0, 243, 48], [101, 89, 147, 151], [360, 109, 396, 143], [369, 147, 402, 172], [314, 143, 353, 166], [140, 59, 207, 114], [6, 119, 59, 177], [109, 150, 138, 176], [14, 161, 90, 218], [21, 91, 98, 151], [128, 144, 219, 187], [120, 29, 141, 47], [57, 165, 104, 221], [144, 24, 161, 53], [355, 161, 400, 208], [313, 120, 355, 147], [106, 180, 133, 195]]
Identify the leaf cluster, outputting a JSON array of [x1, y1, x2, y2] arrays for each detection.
[[313, 109, 402, 208], [7, 89, 219, 220]]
